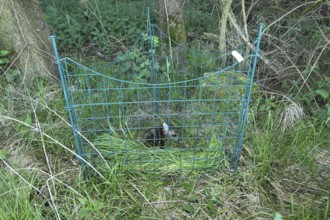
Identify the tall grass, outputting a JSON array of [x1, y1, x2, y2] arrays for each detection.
[[0, 168, 44, 219], [0, 78, 328, 219]]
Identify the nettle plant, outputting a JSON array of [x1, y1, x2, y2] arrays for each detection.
[[43, 1, 147, 54], [283, 64, 330, 128], [302, 65, 330, 127], [0, 50, 20, 112], [0, 50, 22, 143], [114, 34, 164, 83], [0, 50, 20, 83], [313, 76, 330, 127]]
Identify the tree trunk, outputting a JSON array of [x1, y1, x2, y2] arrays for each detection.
[[159, 0, 186, 44], [158, 0, 186, 66], [0, 0, 59, 85]]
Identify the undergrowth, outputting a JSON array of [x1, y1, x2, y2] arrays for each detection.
[[0, 78, 329, 219], [1, 0, 329, 219]]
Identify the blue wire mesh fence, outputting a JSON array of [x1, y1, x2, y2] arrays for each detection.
[[51, 10, 263, 174]]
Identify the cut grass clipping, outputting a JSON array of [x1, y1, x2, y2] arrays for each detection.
[[93, 132, 229, 174]]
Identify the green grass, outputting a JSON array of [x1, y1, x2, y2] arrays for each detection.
[[0, 168, 43, 219], [0, 79, 329, 219]]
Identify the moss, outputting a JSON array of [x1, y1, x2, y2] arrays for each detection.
[[160, 15, 186, 45], [200, 71, 258, 97], [0, 1, 15, 50], [168, 16, 186, 44]]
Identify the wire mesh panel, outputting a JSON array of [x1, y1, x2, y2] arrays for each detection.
[[51, 11, 262, 174]]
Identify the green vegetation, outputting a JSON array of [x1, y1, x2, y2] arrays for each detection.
[[1, 88, 328, 218], [0, 0, 329, 219]]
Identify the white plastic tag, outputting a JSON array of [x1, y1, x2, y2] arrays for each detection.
[[231, 50, 244, 63], [163, 122, 169, 132]]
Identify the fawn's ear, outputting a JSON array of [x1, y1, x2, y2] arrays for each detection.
[[162, 122, 169, 132]]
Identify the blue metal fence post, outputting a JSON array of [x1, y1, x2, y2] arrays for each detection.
[[147, 7, 159, 114], [232, 23, 263, 172], [50, 36, 84, 166]]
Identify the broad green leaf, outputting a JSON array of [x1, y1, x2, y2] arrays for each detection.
[[0, 50, 10, 57], [182, 204, 195, 213], [0, 58, 9, 64], [163, 186, 173, 195], [315, 89, 329, 99]]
